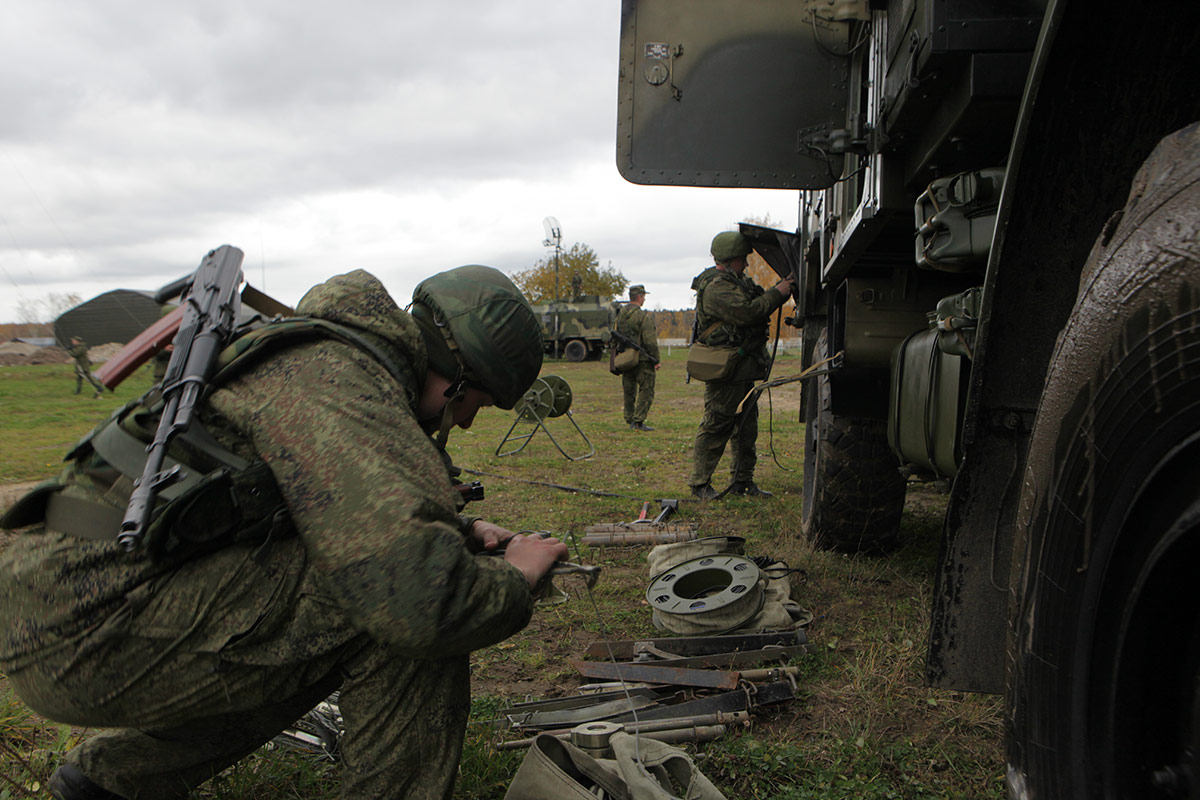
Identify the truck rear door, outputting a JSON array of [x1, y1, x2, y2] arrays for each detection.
[[617, 0, 856, 190]]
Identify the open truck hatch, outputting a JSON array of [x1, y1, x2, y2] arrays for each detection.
[[617, 0, 852, 190]]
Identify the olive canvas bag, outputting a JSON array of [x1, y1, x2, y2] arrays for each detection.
[[686, 319, 740, 382]]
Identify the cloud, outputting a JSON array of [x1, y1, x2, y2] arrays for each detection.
[[0, 0, 799, 324]]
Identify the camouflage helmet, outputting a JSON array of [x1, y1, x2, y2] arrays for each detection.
[[411, 265, 543, 410], [710, 231, 753, 262]]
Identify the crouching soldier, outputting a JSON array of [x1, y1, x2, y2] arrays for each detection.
[[0, 266, 566, 799]]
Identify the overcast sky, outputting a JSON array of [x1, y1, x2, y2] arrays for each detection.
[[0, 0, 800, 324]]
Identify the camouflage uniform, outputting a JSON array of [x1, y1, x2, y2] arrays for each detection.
[[0, 271, 533, 799], [688, 267, 789, 490], [615, 301, 659, 427], [69, 338, 106, 396]]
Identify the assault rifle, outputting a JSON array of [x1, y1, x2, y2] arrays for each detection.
[[610, 329, 659, 365], [117, 245, 245, 551]]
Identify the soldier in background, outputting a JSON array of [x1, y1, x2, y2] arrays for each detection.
[[688, 232, 794, 499], [616, 284, 660, 431], [0, 266, 566, 800], [67, 336, 106, 398]]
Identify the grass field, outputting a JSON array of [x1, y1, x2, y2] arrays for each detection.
[[0, 351, 1004, 799]]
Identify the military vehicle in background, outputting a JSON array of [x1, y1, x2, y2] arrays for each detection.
[[533, 295, 617, 361], [618, 1, 1200, 796]]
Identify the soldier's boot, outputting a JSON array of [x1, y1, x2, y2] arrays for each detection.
[[729, 481, 772, 498], [634, 422, 654, 432], [691, 483, 719, 500], [48, 764, 128, 800]]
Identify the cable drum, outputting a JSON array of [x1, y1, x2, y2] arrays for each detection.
[[517, 375, 573, 421], [646, 554, 765, 635]]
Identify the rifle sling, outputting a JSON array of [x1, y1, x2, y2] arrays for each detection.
[[89, 417, 252, 503], [45, 493, 125, 541], [696, 321, 723, 343]]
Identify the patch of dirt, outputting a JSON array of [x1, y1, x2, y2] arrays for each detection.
[[0, 342, 124, 367], [1, 481, 39, 518]]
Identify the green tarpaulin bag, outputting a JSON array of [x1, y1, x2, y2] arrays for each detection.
[[504, 731, 728, 800], [685, 342, 740, 382]]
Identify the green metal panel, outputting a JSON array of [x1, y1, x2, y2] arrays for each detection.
[[617, 0, 851, 189]]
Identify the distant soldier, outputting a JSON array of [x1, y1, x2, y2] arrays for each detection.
[[615, 284, 660, 431], [67, 337, 105, 398]]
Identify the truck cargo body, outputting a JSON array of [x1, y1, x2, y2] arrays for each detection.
[[618, 1, 1200, 796]]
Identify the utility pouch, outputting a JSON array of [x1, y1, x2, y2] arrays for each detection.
[[145, 460, 294, 562], [686, 342, 740, 382], [613, 346, 639, 374]]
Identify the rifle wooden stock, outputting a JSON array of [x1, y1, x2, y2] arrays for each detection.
[[95, 306, 185, 389], [96, 283, 292, 391]]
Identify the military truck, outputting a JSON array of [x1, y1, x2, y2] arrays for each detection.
[[617, 1, 1200, 796], [533, 295, 617, 361]]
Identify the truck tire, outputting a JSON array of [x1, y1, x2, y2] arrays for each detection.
[[1008, 123, 1200, 799], [800, 326, 906, 553], [563, 339, 588, 362]]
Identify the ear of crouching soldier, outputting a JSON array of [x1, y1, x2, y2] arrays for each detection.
[[0, 264, 566, 800], [409, 271, 569, 585]]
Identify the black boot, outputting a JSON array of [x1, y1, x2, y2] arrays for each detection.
[[729, 481, 773, 498], [691, 483, 719, 500], [48, 764, 127, 800]]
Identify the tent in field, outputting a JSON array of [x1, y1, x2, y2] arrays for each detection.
[[53, 290, 165, 347]]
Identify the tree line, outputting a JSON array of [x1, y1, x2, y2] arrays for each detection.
[[508, 233, 798, 341]]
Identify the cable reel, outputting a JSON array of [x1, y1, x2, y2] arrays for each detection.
[[496, 374, 595, 461], [645, 554, 765, 635], [517, 374, 574, 421]]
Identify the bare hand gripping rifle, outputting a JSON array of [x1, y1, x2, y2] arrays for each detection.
[[117, 245, 245, 551]]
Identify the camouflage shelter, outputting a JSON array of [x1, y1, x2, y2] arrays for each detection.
[[53, 290, 164, 348]]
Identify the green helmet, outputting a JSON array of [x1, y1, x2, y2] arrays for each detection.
[[411, 265, 543, 410], [710, 231, 752, 262]]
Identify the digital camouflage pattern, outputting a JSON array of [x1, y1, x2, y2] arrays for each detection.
[[0, 269, 533, 799], [688, 267, 788, 489], [615, 302, 659, 426]]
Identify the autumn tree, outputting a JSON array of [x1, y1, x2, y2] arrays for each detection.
[[737, 215, 799, 341], [511, 242, 627, 304]]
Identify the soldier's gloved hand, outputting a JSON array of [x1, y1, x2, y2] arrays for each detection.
[[504, 533, 569, 590], [467, 520, 517, 552], [775, 274, 796, 297]]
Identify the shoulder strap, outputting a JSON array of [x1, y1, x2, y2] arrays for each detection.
[[215, 317, 410, 390]]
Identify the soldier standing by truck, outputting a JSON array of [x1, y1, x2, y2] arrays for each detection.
[[688, 232, 793, 500], [615, 283, 660, 431]]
